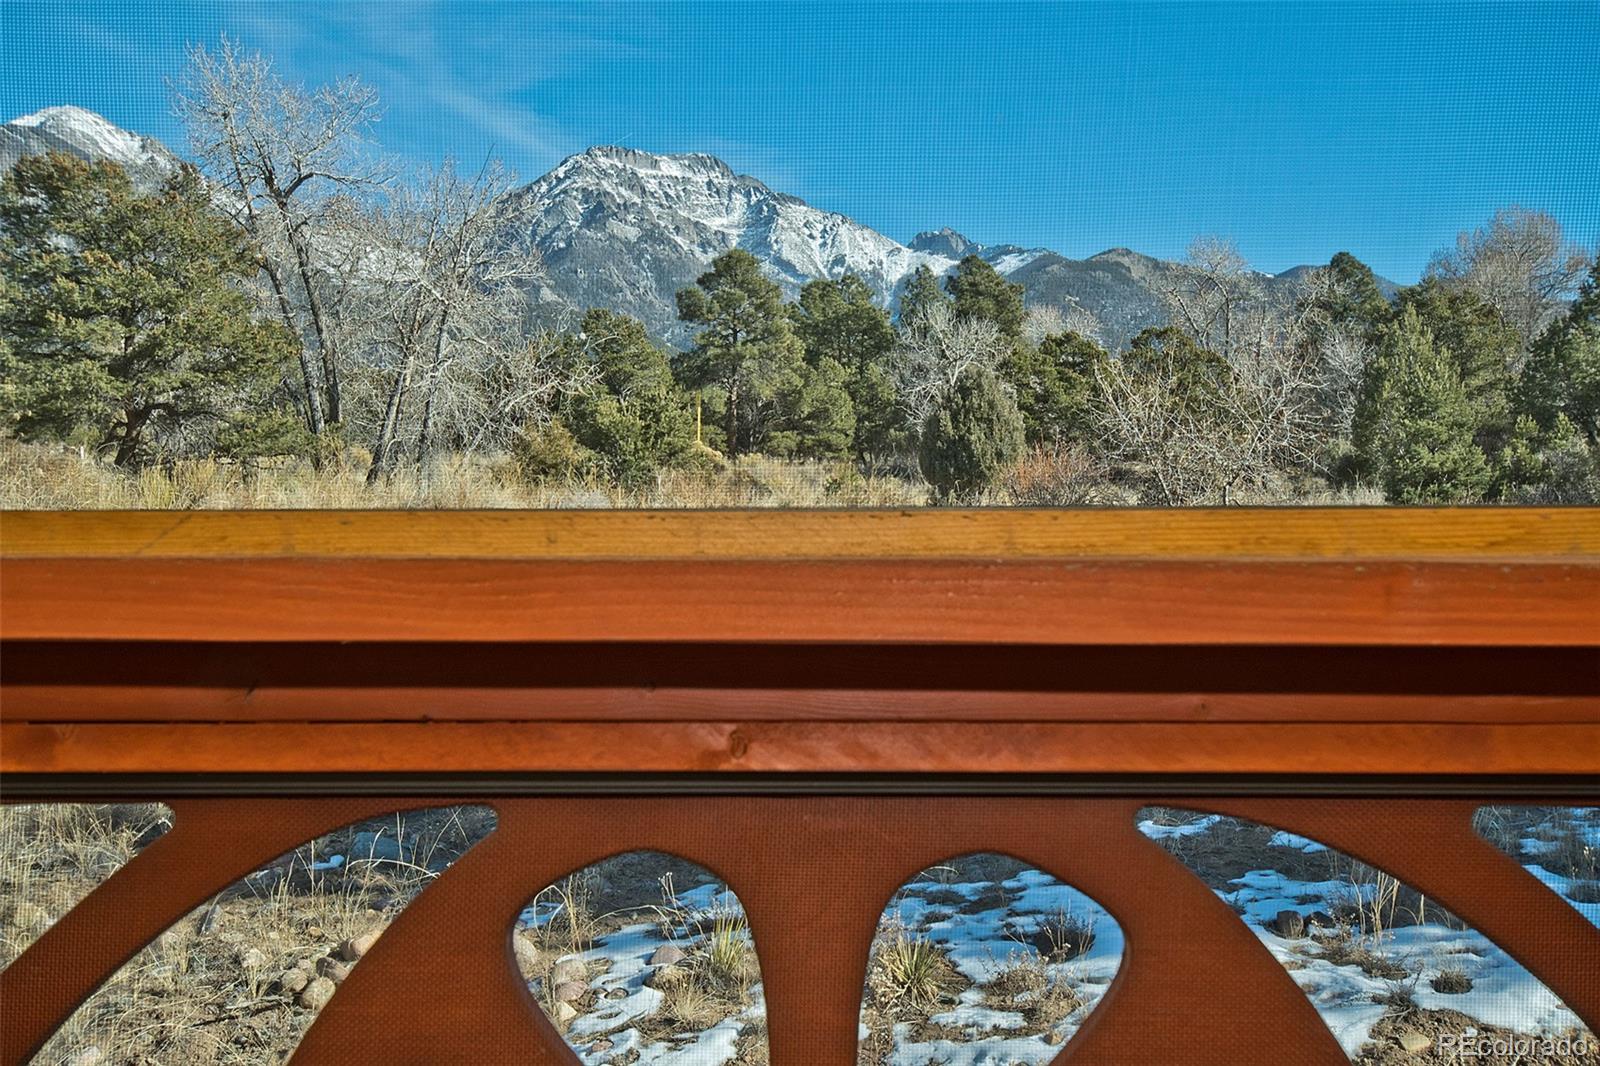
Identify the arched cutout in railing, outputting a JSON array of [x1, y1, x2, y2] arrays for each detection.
[[1474, 806, 1600, 928], [1, 804, 173, 969], [514, 850, 768, 1064], [857, 852, 1123, 1065], [24, 805, 494, 1066], [1137, 807, 1598, 1062]]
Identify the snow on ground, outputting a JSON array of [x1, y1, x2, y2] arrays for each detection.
[[1136, 813, 1222, 840], [877, 867, 1124, 1066], [1524, 863, 1600, 928], [509, 810, 1599, 1066], [1137, 812, 1597, 1060], [519, 883, 762, 1066], [1267, 830, 1328, 854]]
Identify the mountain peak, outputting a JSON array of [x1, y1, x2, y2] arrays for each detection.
[[570, 145, 738, 182], [2, 105, 178, 186], [910, 227, 980, 259], [10, 104, 105, 128]]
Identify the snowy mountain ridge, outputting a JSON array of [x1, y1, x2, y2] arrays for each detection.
[[501, 144, 974, 337], [1, 106, 181, 190]]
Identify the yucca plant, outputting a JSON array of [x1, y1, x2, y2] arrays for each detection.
[[869, 924, 958, 1015]]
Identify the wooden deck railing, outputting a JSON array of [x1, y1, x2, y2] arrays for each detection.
[[2, 508, 1597, 1064]]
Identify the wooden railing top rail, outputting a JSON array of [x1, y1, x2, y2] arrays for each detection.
[[3, 508, 1597, 778], [3, 506, 1598, 560]]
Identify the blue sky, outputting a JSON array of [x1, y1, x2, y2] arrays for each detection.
[[4, 1, 1596, 282]]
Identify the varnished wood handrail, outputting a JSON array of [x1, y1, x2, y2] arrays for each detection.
[[2, 508, 1597, 776], [3, 507, 1597, 559]]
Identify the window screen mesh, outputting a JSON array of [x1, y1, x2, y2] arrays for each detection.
[[1, 2, 1596, 506]]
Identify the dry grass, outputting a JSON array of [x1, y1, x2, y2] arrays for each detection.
[[1, 804, 174, 968], [0, 436, 1388, 509], [522, 860, 764, 1058], [1008, 905, 1097, 963], [983, 950, 1083, 1030], [0, 438, 926, 509], [9, 805, 494, 1066]]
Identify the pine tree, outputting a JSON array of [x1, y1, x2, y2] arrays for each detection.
[[676, 250, 808, 458], [676, 250, 853, 459], [1121, 327, 1234, 412], [1002, 330, 1107, 445], [1364, 307, 1493, 503], [1517, 259, 1599, 443], [918, 364, 1025, 502], [0, 152, 298, 466], [897, 264, 950, 328], [767, 352, 856, 459], [946, 255, 1026, 339], [1394, 279, 1518, 447], [561, 309, 696, 486], [1314, 252, 1390, 334], [791, 275, 902, 461]]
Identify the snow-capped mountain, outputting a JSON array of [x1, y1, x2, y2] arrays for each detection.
[[1, 106, 181, 190], [500, 146, 963, 340], [500, 145, 1209, 344]]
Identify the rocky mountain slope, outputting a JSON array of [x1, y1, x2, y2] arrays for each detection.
[[1, 106, 181, 191]]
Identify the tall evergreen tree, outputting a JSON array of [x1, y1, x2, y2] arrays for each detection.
[[560, 309, 695, 486], [897, 263, 950, 328], [676, 250, 808, 458], [1395, 279, 1518, 444], [1362, 306, 1493, 503], [791, 274, 901, 460], [0, 152, 298, 466], [1517, 259, 1599, 442], [918, 364, 1025, 502], [1303, 251, 1390, 338], [676, 250, 853, 459], [946, 255, 1026, 339], [1002, 331, 1107, 445], [767, 351, 856, 459]]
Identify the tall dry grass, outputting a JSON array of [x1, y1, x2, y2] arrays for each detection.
[[0, 439, 928, 509], [0, 437, 1385, 510], [1, 804, 174, 968], [8, 804, 495, 1066]]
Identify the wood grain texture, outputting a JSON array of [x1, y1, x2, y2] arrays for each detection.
[[7, 721, 1600, 775], [4, 557, 1597, 645], [3, 507, 1598, 560]]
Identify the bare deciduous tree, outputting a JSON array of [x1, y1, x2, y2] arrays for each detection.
[[1428, 206, 1592, 350], [341, 160, 548, 483], [1095, 317, 1324, 505], [891, 300, 1012, 422], [1023, 302, 1104, 348], [1162, 236, 1263, 361], [176, 37, 387, 432]]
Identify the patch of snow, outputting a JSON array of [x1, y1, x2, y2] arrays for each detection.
[[1522, 863, 1600, 930], [1136, 815, 1594, 1061], [1137, 813, 1223, 840], [874, 868, 1124, 1063], [989, 251, 1044, 275], [886, 1027, 1058, 1066], [1269, 830, 1328, 854], [519, 882, 763, 1066]]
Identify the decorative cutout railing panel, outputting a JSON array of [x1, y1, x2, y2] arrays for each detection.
[[1, 509, 1596, 1064]]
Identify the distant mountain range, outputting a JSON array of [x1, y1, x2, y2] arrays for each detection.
[[2, 107, 1398, 348]]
